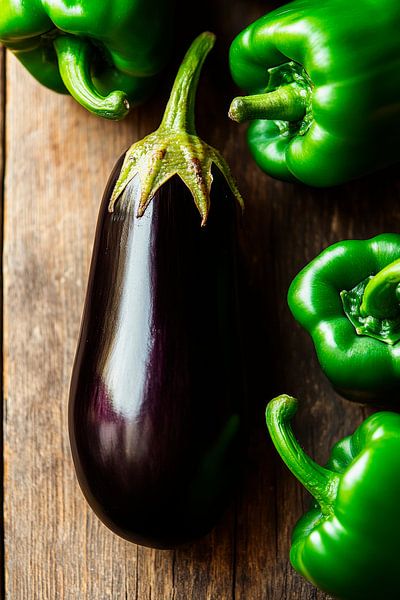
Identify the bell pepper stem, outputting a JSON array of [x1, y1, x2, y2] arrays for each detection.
[[159, 31, 215, 134], [266, 395, 339, 515], [53, 35, 130, 120], [360, 258, 400, 319], [228, 83, 307, 124]]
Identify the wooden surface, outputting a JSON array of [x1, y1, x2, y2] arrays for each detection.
[[2, 1, 400, 598]]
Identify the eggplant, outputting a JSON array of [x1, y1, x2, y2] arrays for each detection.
[[69, 32, 245, 548]]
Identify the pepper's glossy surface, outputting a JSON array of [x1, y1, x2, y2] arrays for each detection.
[[287, 234, 400, 404], [0, 0, 173, 119], [229, 0, 400, 186], [68, 32, 245, 548], [266, 395, 400, 600]]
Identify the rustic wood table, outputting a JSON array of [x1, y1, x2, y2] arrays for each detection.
[[2, 1, 398, 598]]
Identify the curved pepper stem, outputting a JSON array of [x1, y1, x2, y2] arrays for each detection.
[[360, 258, 400, 320], [266, 395, 339, 516], [228, 83, 307, 123], [53, 35, 130, 120]]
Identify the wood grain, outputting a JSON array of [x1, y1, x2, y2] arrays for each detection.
[[0, 46, 5, 599], [3, 1, 400, 598]]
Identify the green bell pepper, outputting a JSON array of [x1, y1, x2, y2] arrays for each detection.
[[266, 394, 400, 600], [287, 233, 400, 403], [0, 0, 173, 120], [228, 0, 400, 186]]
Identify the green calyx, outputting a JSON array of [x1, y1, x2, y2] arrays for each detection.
[[109, 31, 243, 225], [341, 258, 400, 345], [228, 61, 312, 135], [266, 395, 339, 516]]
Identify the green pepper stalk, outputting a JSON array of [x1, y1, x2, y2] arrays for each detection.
[[228, 0, 400, 186], [109, 31, 243, 225], [288, 233, 400, 404], [0, 0, 173, 119], [266, 394, 400, 600], [359, 259, 400, 320], [341, 257, 400, 345]]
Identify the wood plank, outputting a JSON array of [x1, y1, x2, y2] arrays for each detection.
[[0, 46, 5, 600]]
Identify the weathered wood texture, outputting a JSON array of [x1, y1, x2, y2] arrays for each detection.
[[3, 1, 400, 598], [0, 46, 5, 600]]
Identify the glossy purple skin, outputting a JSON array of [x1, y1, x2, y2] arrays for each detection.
[[69, 155, 245, 548]]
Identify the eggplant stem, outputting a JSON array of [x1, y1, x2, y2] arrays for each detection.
[[159, 32, 215, 134], [108, 31, 243, 223]]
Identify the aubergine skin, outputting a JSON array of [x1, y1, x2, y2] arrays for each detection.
[[69, 155, 245, 549]]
